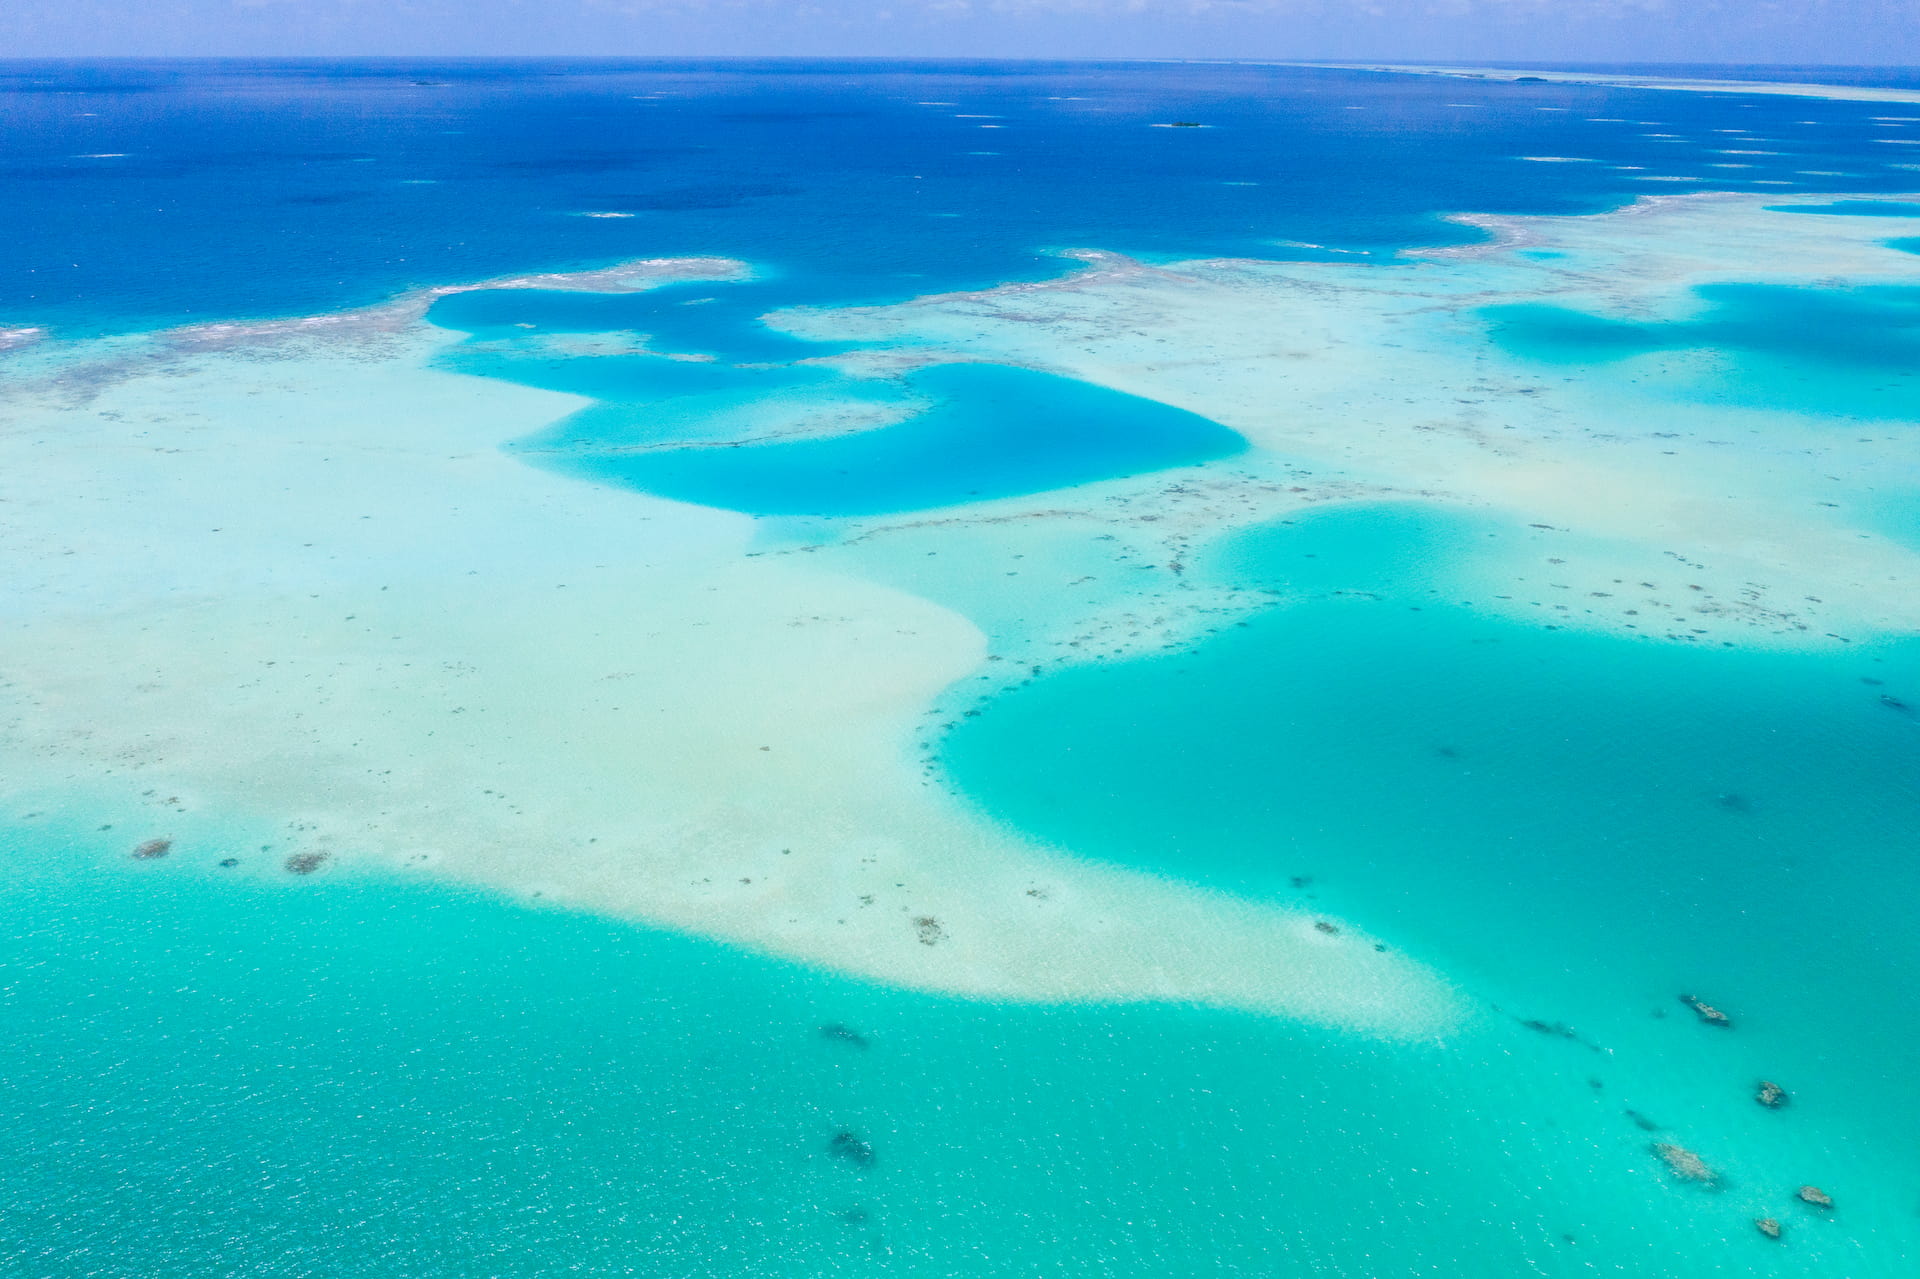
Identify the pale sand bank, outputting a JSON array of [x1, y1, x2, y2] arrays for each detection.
[[1273, 62, 1920, 105]]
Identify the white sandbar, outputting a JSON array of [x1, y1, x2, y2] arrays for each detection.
[[1277, 62, 1920, 105]]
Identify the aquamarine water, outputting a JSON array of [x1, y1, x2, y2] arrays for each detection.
[[0, 817, 1654, 1277], [942, 503, 1920, 1268], [6, 58, 1920, 1277], [430, 275, 1245, 514], [5, 796, 1904, 1278], [1482, 283, 1920, 420], [947, 502, 1920, 1068], [1772, 200, 1920, 217], [516, 361, 1244, 515]]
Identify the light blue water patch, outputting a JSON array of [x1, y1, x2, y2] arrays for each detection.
[[949, 506, 1920, 990], [427, 272, 1245, 519], [1765, 200, 1920, 217], [1852, 487, 1920, 552], [1482, 282, 1920, 421], [942, 503, 1920, 1266], [535, 363, 1246, 516], [1215, 499, 1491, 596], [1890, 236, 1920, 255], [3, 811, 1859, 1278]]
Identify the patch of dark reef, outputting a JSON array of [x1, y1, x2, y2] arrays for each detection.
[[1515, 1016, 1606, 1054], [1679, 994, 1732, 1028], [829, 1130, 876, 1169], [1796, 1185, 1834, 1210], [1651, 1141, 1723, 1189], [819, 1023, 870, 1049]]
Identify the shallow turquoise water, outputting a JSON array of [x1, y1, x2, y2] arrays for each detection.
[[519, 362, 1246, 516], [947, 506, 1920, 979], [1768, 200, 1920, 218], [942, 504, 1920, 1268], [430, 280, 1246, 516], [1865, 490, 1920, 551], [5, 806, 1905, 1278], [1482, 282, 1920, 420]]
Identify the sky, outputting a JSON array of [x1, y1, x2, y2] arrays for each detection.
[[0, 0, 1916, 65]]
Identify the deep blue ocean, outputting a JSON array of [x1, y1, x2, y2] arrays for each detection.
[[5, 59, 1920, 1277], [7, 57, 1920, 337]]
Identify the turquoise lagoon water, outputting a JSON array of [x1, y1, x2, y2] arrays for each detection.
[[519, 361, 1244, 516], [1482, 281, 1920, 421], [6, 802, 1910, 1279], [1770, 201, 1920, 218], [8, 59, 1920, 1277], [432, 285, 1245, 516], [942, 503, 1920, 1268]]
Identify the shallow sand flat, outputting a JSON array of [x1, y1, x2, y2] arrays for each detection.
[[779, 195, 1920, 650], [1279, 61, 1920, 105], [0, 290, 1457, 1035]]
